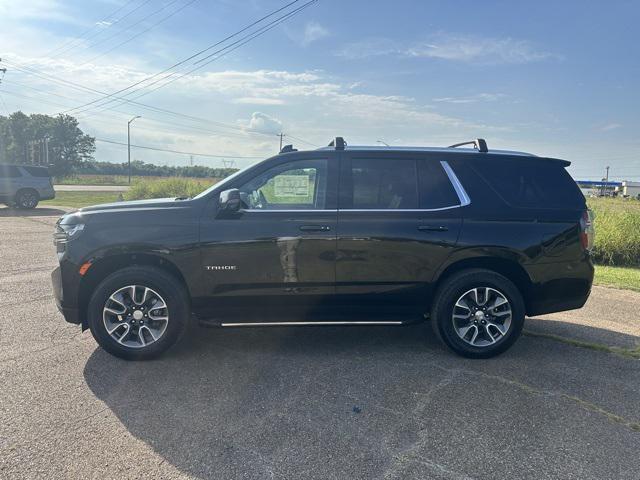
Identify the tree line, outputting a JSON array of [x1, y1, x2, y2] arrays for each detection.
[[0, 111, 239, 179], [0, 111, 95, 177], [78, 160, 238, 179]]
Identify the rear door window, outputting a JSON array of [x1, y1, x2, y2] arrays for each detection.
[[0, 165, 21, 178], [346, 158, 418, 209], [471, 158, 584, 208], [417, 160, 460, 209]]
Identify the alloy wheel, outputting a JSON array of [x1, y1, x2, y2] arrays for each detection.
[[103, 285, 169, 349], [451, 287, 512, 347], [19, 192, 38, 208]]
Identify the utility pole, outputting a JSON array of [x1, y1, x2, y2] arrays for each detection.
[[190, 155, 194, 167], [605, 166, 610, 182], [127, 115, 141, 184], [279, 132, 284, 152], [44, 136, 49, 166]]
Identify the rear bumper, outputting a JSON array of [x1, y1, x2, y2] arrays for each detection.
[[51, 266, 81, 324], [525, 257, 594, 316], [39, 188, 55, 201]]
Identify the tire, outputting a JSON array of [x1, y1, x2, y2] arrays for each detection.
[[15, 189, 39, 209], [87, 266, 190, 360], [431, 269, 525, 359]]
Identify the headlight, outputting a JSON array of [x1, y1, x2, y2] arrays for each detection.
[[53, 223, 85, 247]]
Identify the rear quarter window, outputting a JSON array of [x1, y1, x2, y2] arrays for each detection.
[[417, 160, 460, 209], [471, 158, 584, 209], [22, 166, 51, 177]]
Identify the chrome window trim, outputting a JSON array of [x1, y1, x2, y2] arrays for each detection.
[[242, 209, 338, 213], [338, 205, 462, 213], [440, 160, 471, 206], [241, 161, 470, 213]]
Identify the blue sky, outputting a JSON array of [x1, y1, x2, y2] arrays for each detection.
[[1, 0, 639, 179]]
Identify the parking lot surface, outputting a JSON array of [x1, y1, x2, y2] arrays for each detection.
[[1, 207, 639, 479]]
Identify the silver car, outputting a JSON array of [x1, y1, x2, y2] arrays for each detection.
[[0, 164, 55, 209]]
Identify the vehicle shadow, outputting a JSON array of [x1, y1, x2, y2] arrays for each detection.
[[83, 319, 640, 479], [0, 206, 68, 217]]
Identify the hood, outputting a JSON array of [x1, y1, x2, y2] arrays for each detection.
[[78, 197, 186, 213]]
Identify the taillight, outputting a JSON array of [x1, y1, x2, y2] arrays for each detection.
[[580, 209, 595, 251]]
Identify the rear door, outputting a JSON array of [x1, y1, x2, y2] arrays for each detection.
[[335, 152, 464, 314]]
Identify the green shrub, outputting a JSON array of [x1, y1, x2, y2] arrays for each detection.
[[587, 197, 640, 267], [125, 177, 216, 201]]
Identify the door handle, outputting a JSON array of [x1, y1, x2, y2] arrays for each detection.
[[418, 225, 448, 232], [299, 225, 331, 232]]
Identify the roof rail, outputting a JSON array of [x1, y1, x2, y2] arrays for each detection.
[[448, 138, 488, 153], [328, 137, 346, 150], [280, 144, 298, 154]]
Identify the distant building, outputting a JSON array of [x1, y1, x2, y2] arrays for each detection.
[[575, 180, 621, 197], [621, 181, 640, 199], [575, 180, 640, 199]]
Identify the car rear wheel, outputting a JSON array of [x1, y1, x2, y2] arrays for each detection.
[[15, 189, 39, 209], [431, 269, 525, 358], [87, 266, 190, 360]]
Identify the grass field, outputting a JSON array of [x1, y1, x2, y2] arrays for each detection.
[[55, 174, 220, 186], [124, 177, 216, 200], [586, 196, 640, 267], [593, 265, 640, 292], [41, 191, 121, 208]]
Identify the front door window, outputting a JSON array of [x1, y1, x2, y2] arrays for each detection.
[[238, 159, 328, 210]]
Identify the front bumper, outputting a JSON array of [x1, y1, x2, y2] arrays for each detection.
[[51, 265, 81, 324]]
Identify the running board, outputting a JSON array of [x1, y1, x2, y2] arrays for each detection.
[[220, 321, 405, 327]]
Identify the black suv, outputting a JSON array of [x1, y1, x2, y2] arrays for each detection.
[[52, 138, 594, 360]]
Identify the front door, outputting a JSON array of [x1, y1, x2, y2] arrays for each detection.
[[198, 155, 338, 320], [335, 153, 464, 315]]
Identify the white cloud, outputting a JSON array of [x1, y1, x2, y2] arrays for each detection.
[[338, 33, 559, 65], [233, 97, 285, 105], [600, 123, 622, 132], [433, 93, 506, 104], [247, 112, 282, 134], [337, 38, 400, 59], [407, 34, 558, 64], [301, 21, 329, 46]]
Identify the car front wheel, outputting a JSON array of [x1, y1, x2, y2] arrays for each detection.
[[87, 266, 190, 360], [431, 269, 525, 358]]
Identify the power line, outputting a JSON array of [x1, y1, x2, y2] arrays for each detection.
[[2, 59, 275, 138], [49, 0, 156, 59], [0, 82, 269, 143], [83, 0, 317, 115], [78, 0, 195, 66], [60, 0, 303, 115], [95, 137, 263, 159], [43, 0, 140, 57], [2, 77, 317, 149], [284, 134, 319, 148]]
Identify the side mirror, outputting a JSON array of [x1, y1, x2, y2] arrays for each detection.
[[218, 188, 242, 213]]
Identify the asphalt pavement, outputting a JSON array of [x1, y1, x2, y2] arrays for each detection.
[[1, 206, 639, 480]]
